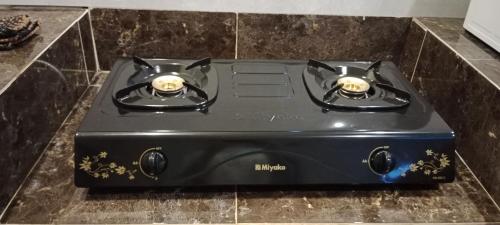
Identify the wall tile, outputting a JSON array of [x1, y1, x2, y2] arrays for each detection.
[[237, 14, 410, 61], [90, 8, 236, 70], [0, 22, 88, 212], [412, 33, 500, 204]]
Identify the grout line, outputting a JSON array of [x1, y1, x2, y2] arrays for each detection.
[[413, 18, 500, 91], [87, 9, 101, 72], [0, 10, 88, 96], [234, 185, 238, 224], [235, 13, 239, 59], [0, 86, 93, 221], [410, 30, 428, 82], [77, 21, 91, 86], [456, 151, 500, 212]]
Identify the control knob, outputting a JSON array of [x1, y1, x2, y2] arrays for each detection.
[[369, 149, 395, 175], [140, 151, 167, 177]]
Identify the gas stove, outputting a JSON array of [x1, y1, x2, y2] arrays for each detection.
[[75, 57, 455, 187]]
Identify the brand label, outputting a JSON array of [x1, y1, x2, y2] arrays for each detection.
[[254, 163, 287, 172]]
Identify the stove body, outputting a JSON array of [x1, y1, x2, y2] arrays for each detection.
[[75, 58, 455, 187]]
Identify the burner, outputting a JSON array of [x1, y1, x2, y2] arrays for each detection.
[[112, 57, 218, 110], [303, 59, 411, 110], [336, 76, 371, 99], [151, 75, 185, 95]]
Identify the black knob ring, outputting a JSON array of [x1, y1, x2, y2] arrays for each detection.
[[368, 146, 395, 175], [139, 148, 167, 180]]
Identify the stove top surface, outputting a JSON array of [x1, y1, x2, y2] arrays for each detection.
[[79, 58, 452, 135]]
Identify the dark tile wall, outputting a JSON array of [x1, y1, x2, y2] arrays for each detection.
[[412, 33, 500, 204], [0, 22, 88, 213], [237, 14, 411, 61], [398, 20, 426, 80], [90, 9, 236, 70], [417, 17, 500, 88], [79, 12, 98, 79]]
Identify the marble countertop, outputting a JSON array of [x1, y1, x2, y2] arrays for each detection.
[[0, 72, 499, 224], [0, 6, 86, 94]]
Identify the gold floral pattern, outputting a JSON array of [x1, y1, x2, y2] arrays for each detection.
[[409, 149, 450, 176], [79, 151, 138, 180]]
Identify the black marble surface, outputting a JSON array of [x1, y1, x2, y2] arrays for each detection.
[[79, 12, 97, 79], [412, 17, 500, 205], [0, 7, 86, 92], [1, 9, 500, 224], [0, 21, 88, 214], [1, 83, 236, 224], [398, 20, 426, 80], [237, 14, 411, 61], [90, 9, 236, 70], [1, 72, 499, 224], [416, 17, 500, 88], [412, 31, 500, 206], [237, 161, 500, 223]]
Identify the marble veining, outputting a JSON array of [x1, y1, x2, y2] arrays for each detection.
[[412, 32, 500, 206], [1, 10, 500, 224], [1, 85, 236, 224], [0, 21, 88, 215], [237, 161, 500, 223], [90, 9, 236, 70], [0, 7, 86, 93], [416, 17, 500, 87], [2, 74, 499, 224], [237, 14, 410, 61]]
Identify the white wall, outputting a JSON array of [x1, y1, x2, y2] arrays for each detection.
[[0, 0, 470, 18]]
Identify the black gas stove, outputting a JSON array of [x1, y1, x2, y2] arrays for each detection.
[[74, 57, 455, 187]]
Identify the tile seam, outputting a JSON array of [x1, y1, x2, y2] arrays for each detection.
[[87, 9, 101, 72], [235, 12, 239, 59], [77, 21, 91, 86], [235, 185, 238, 224], [456, 152, 500, 212], [410, 28, 428, 82]]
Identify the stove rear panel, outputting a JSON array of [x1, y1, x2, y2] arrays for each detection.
[[74, 132, 455, 187]]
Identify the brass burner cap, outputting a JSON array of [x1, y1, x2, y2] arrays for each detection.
[[337, 76, 370, 93], [151, 75, 185, 93]]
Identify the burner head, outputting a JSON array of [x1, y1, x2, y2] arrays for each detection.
[[337, 76, 370, 99], [151, 75, 185, 94]]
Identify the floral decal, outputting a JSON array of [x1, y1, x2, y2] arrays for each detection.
[[408, 149, 450, 176], [79, 151, 138, 180]]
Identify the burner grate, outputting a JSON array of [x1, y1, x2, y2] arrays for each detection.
[[112, 57, 217, 110], [304, 59, 411, 110]]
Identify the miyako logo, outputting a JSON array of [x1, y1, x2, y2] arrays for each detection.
[[254, 163, 286, 172]]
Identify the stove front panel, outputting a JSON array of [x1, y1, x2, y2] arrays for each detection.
[[74, 132, 455, 187]]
